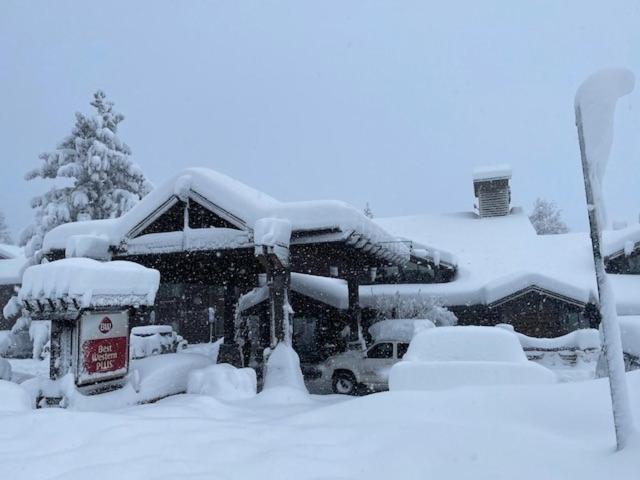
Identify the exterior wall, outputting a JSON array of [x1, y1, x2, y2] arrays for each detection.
[[606, 250, 640, 274], [452, 291, 594, 338]]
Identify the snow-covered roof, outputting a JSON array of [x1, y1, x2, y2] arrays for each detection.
[[373, 209, 640, 314], [43, 168, 409, 264], [0, 244, 27, 285], [19, 258, 160, 311], [472, 164, 512, 182], [258, 210, 640, 317]]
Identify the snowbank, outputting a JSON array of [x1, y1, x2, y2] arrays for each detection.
[[0, 380, 31, 412], [19, 352, 214, 410], [390, 327, 555, 391], [0, 358, 12, 380], [619, 317, 640, 357], [262, 344, 308, 399], [187, 363, 256, 401], [19, 258, 160, 309]]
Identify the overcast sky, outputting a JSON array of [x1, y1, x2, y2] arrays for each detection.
[[1, 1, 639, 241]]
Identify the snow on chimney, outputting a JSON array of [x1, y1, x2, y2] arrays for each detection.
[[472, 164, 512, 218]]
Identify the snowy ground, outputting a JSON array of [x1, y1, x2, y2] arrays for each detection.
[[1, 366, 639, 480]]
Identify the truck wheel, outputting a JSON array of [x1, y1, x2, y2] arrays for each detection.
[[332, 371, 358, 395]]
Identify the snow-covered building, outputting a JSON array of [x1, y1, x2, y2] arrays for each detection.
[[0, 244, 27, 330], [39, 166, 640, 366], [41, 168, 444, 363]]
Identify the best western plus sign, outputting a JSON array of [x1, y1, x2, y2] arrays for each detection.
[[78, 312, 129, 385]]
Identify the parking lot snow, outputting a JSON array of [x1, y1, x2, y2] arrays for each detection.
[[0, 372, 639, 480]]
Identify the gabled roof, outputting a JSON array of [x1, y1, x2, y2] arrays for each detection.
[[43, 168, 410, 264]]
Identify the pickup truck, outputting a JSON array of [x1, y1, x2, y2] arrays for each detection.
[[319, 340, 409, 395]]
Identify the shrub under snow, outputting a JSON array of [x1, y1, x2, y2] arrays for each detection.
[[187, 364, 256, 401]]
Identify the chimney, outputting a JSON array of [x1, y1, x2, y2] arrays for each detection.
[[472, 164, 512, 218]]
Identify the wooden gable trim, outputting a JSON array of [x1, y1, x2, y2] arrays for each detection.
[[126, 196, 180, 240], [488, 285, 587, 309], [125, 189, 250, 242], [188, 190, 248, 230]]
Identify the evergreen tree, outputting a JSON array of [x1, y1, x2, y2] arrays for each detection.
[[0, 210, 13, 244], [21, 90, 151, 259], [529, 198, 569, 235], [363, 202, 374, 219]]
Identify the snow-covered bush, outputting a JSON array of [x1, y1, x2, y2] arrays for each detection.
[[373, 292, 457, 326], [528, 198, 569, 235], [187, 364, 256, 401]]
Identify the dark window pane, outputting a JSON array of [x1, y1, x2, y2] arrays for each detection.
[[397, 343, 409, 359], [367, 342, 393, 359]]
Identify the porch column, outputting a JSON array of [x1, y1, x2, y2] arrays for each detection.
[[346, 277, 362, 347], [269, 266, 290, 347], [217, 282, 243, 367]]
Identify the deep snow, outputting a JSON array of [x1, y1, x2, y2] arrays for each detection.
[[0, 371, 639, 480]]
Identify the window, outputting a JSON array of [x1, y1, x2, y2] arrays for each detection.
[[366, 342, 394, 359], [397, 343, 409, 359]]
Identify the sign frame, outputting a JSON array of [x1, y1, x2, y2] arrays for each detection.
[[75, 309, 130, 387]]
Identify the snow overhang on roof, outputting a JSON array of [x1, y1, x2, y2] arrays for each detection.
[[19, 258, 160, 314], [0, 244, 27, 285], [472, 164, 512, 182], [603, 223, 640, 260], [43, 168, 409, 265]]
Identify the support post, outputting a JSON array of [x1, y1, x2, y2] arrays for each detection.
[[217, 283, 243, 367], [49, 320, 74, 380], [346, 277, 362, 347], [269, 266, 289, 347]]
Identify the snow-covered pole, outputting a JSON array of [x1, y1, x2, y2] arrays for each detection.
[[574, 68, 636, 450]]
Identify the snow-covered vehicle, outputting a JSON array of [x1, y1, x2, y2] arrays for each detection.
[[130, 325, 187, 360], [389, 326, 556, 391], [319, 340, 410, 395]]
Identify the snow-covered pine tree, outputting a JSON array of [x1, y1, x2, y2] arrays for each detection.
[[21, 90, 152, 260], [363, 202, 374, 219], [528, 198, 569, 235], [0, 210, 13, 244]]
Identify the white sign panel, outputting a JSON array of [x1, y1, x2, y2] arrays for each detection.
[[77, 310, 129, 386]]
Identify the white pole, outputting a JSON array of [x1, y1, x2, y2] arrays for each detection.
[[576, 103, 635, 451]]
